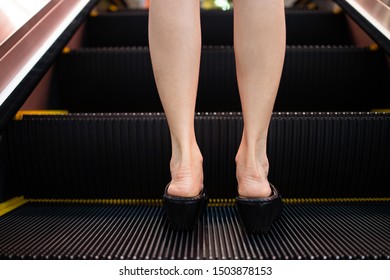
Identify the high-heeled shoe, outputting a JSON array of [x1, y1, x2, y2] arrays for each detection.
[[163, 184, 207, 231], [236, 183, 282, 234]]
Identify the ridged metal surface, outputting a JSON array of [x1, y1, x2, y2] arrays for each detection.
[[84, 9, 353, 47], [56, 46, 390, 112], [0, 202, 389, 259], [2, 112, 390, 199]]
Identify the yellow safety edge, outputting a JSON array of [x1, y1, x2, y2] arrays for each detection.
[[0, 197, 28, 217], [27, 197, 390, 207], [1, 197, 389, 217], [371, 109, 390, 113], [14, 110, 69, 120]]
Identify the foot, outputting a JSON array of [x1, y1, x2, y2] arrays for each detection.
[[235, 144, 272, 198], [167, 146, 204, 198]]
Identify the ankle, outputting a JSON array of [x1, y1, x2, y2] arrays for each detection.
[[235, 140, 271, 198], [170, 144, 203, 173], [168, 143, 203, 197], [235, 141, 269, 174]]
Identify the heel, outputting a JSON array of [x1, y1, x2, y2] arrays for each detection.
[[163, 185, 207, 231], [236, 184, 282, 234]]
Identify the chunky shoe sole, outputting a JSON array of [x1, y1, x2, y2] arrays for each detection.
[[163, 184, 207, 231], [236, 184, 283, 234]]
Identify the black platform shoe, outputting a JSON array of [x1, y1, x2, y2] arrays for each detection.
[[236, 184, 282, 234], [163, 184, 207, 231]]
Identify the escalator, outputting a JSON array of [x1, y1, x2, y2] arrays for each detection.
[[0, 4, 389, 259]]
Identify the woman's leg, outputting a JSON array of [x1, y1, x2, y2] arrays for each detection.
[[149, 0, 203, 197], [234, 0, 286, 198]]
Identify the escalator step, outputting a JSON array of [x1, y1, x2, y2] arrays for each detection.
[[84, 9, 353, 47], [0, 201, 389, 259], [2, 112, 390, 199], [56, 46, 390, 112]]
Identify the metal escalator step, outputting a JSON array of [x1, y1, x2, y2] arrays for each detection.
[[84, 9, 353, 47], [0, 201, 389, 259], [56, 46, 390, 112], [2, 112, 390, 199]]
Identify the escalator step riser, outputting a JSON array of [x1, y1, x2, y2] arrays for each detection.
[[2, 113, 390, 198], [84, 10, 353, 47], [57, 46, 390, 112], [0, 202, 389, 259]]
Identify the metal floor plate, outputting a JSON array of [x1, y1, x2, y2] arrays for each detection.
[[0, 202, 389, 260]]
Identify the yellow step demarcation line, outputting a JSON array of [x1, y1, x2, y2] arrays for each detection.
[[14, 110, 69, 120], [371, 109, 390, 113], [27, 198, 165, 207], [1, 197, 390, 217], [0, 197, 28, 217], [24, 197, 390, 206]]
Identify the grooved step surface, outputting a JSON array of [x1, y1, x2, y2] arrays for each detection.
[[2, 112, 390, 199], [57, 46, 390, 112], [0, 202, 389, 260], [84, 9, 353, 47]]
